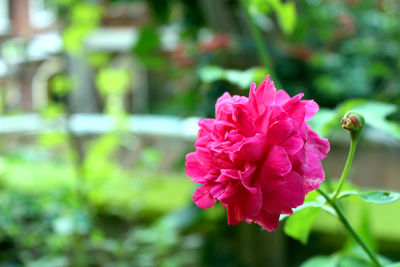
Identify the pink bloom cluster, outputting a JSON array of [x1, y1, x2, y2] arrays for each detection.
[[185, 76, 330, 231]]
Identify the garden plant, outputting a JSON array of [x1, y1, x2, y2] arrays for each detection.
[[186, 76, 400, 266], [0, 0, 399, 266]]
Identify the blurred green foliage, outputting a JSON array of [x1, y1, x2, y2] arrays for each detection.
[[198, 66, 267, 89], [249, 0, 297, 35], [284, 207, 321, 245], [50, 74, 73, 97], [133, 26, 165, 70], [0, 155, 198, 266], [62, 3, 102, 54], [1, 0, 399, 266]]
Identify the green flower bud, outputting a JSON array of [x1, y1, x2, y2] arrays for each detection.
[[341, 111, 365, 139]]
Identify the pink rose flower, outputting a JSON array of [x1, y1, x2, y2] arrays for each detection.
[[185, 76, 330, 231]]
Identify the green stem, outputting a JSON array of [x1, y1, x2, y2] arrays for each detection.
[[317, 189, 382, 267], [239, 0, 281, 87], [331, 136, 358, 201]]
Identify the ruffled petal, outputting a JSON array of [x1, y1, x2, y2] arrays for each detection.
[[234, 105, 256, 136], [262, 146, 292, 176], [198, 118, 215, 137], [267, 119, 294, 146], [185, 152, 208, 183], [281, 135, 304, 155], [280, 171, 305, 208], [292, 145, 325, 193], [248, 82, 259, 114], [249, 75, 276, 115], [307, 127, 330, 159], [193, 184, 217, 209], [275, 89, 290, 105], [224, 186, 262, 225], [260, 172, 304, 214], [304, 100, 319, 121], [215, 92, 232, 121], [193, 146, 214, 168], [282, 94, 307, 128], [230, 134, 266, 163], [253, 210, 280, 232]]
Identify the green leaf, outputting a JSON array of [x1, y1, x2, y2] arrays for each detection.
[[249, 0, 297, 35], [284, 207, 321, 244], [301, 251, 380, 267], [134, 26, 161, 54], [133, 26, 165, 70], [337, 190, 361, 199], [339, 256, 374, 267], [279, 198, 326, 221], [344, 207, 376, 252], [198, 66, 267, 89], [385, 263, 400, 267], [275, 2, 297, 35], [359, 191, 400, 204], [301, 255, 338, 267], [321, 205, 336, 217], [198, 66, 225, 83], [338, 190, 400, 205], [358, 207, 376, 251]]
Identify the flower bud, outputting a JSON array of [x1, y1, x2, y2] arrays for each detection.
[[341, 111, 365, 138]]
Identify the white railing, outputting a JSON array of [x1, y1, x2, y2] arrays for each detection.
[[0, 114, 199, 140]]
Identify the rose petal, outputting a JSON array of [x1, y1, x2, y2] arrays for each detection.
[[304, 100, 319, 121], [292, 145, 325, 193], [263, 146, 292, 176], [267, 120, 294, 146], [307, 127, 330, 159], [254, 210, 280, 232], [281, 135, 304, 155], [225, 187, 262, 225], [282, 94, 306, 127], [185, 152, 208, 182], [275, 89, 290, 105], [255, 76, 276, 108], [193, 184, 217, 209], [280, 171, 305, 208], [210, 184, 226, 199], [198, 118, 215, 136], [249, 76, 276, 115], [230, 134, 266, 162], [234, 106, 256, 136]]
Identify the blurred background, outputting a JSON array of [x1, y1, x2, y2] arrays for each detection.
[[0, 0, 399, 266]]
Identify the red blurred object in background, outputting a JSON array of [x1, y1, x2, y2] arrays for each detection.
[[291, 45, 314, 61], [171, 43, 195, 68], [198, 34, 231, 53]]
